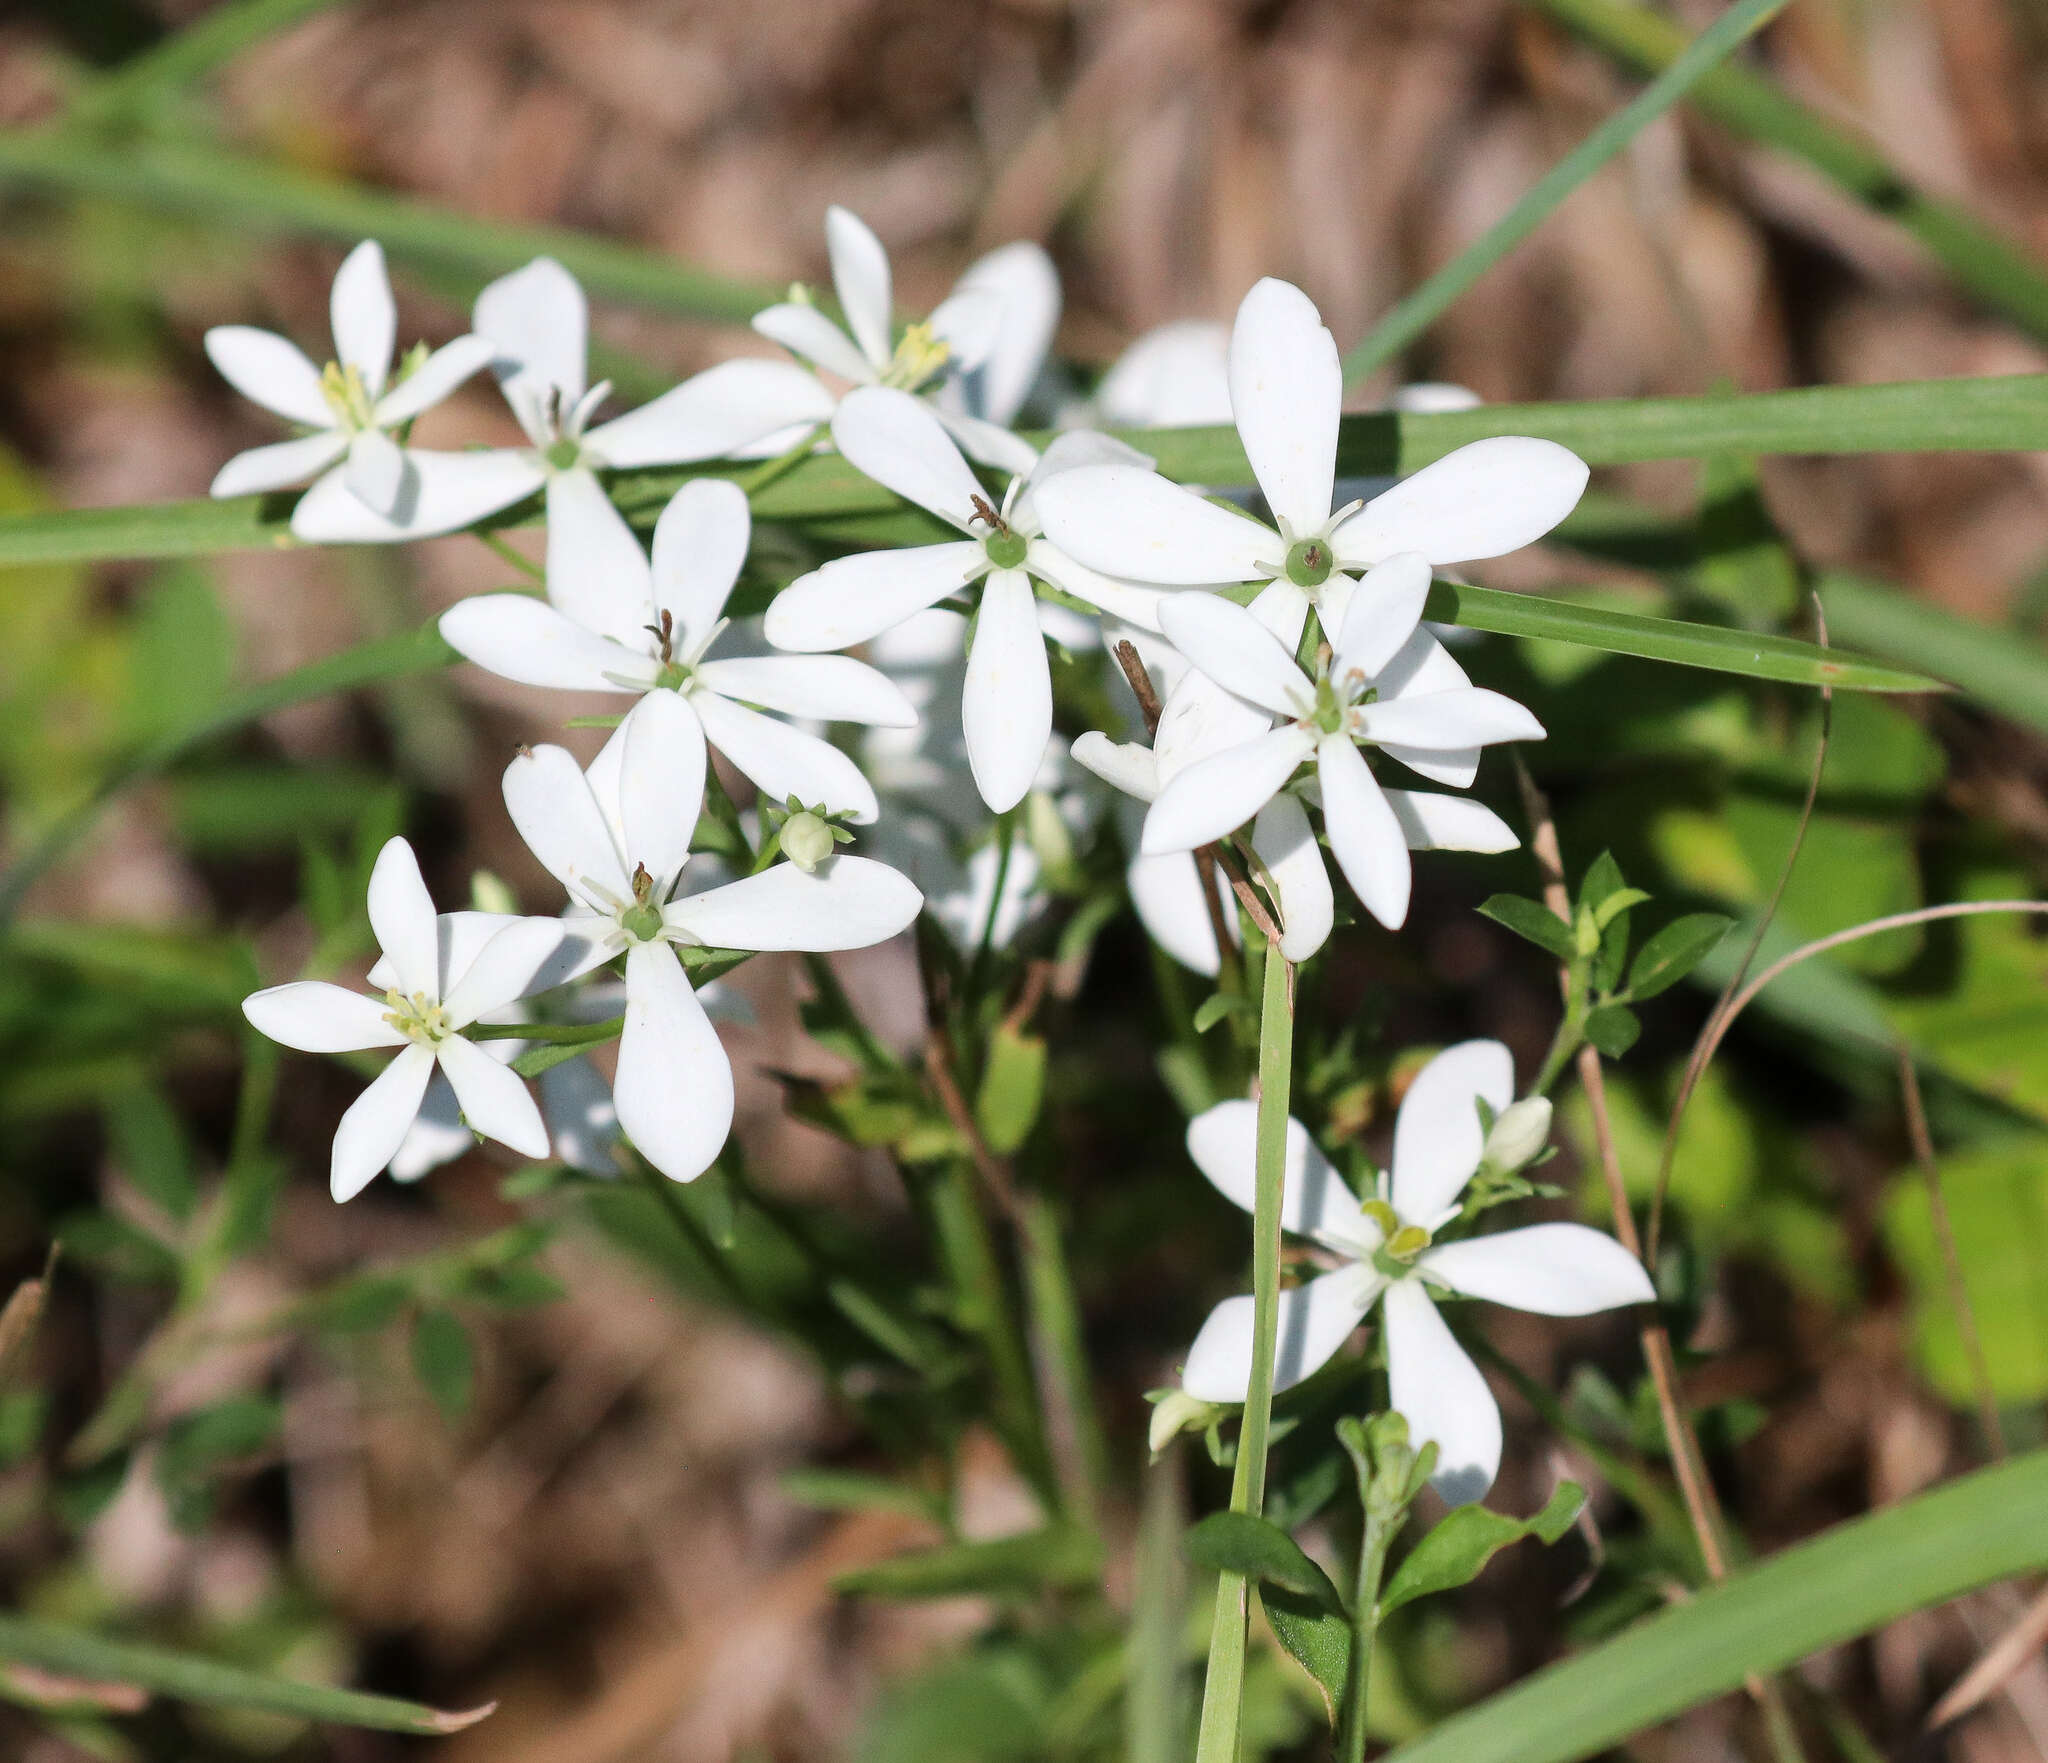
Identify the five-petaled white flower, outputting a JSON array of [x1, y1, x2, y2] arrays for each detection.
[[1180, 1040, 1654, 1503], [241, 838, 569, 1200], [439, 477, 916, 824], [291, 255, 834, 555], [206, 240, 497, 527], [749, 207, 1049, 474], [1035, 276, 1589, 655], [501, 692, 923, 1183], [765, 387, 1161, 813], [1133, 561, 1536, 930]]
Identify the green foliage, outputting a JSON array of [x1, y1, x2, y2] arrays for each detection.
[[975, 1022, 1047, 1154], [1380, 1484, 1584, 1614], [834, 1527, 1103, 1600], [409, 1308, 474, 1423], [1182, 1513, 1343, 1611]]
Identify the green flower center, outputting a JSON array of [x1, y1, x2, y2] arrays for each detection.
[[620, 902, 665, 943], [1362, 1198, 1432, 1276], [1311, 674, 1347, 736], [320, 360, 376, 431], [382, 988, 451, 1045], [882, 321, 951, 391], [985, 529, 1029, 571], [544, 437, 584, 471], [654, 661, 692, 693], [1284, 536, 1334, 589]]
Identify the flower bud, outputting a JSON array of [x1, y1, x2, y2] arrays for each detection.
[[1482, 1096, 1553, 1175], [1147, 1389, 1219, 1458], [782, 811, 836, 873]]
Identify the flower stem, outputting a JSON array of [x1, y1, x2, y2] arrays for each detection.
[[733, 422, 830, 499], [1192, 942, 1295, 1763], [1338, 1504, 1395, 1763]]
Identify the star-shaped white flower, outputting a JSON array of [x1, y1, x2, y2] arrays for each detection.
[[439, 477, 915, 824], [1036, 276, 1589, 655], [1180, 1040, 1654, 1504], [764, 387, 1160, 813], [292, 254, 835, 548], [241, 838, 571, 1200], [206, 240, 498, 526], [502, 692, 923, 1183], [749, 208, 1051, 475]]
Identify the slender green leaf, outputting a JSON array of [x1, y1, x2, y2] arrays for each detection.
[[974, 1022, 1047, 1156], [833, 1526, 1102, 1600], [1384, 1450, 2048, 1763], [1183, 1512, 1345, 1612], [1819, 571, 2048, 736], [1584, 1003, 1643, 1060], [1262, 1588, 1352, 1720], [1627, 914, 1734, 1001], [1479, 895, 1579, 963], [410, 1308, 473, 1423], [1344, 0, 1790, 381], [1526, 0, 2048, 343], [1380, 1483, 1584, 1615], [78, 0, 346, 119], [0, 1615, 492, 1733], [780, 1468, 948, 1525]]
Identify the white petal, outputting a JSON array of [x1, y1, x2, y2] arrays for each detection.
[[1252, 792, 1334, 963], [1334, 552, 1432, 682], [692, 693, 878, 823], [1390, 1039, 1514, 1224], [388, 1076, 475, 1182], [1229, 278, 1339, 538], [1153, 668, 1281, 787], [826, 205, 894, 372], [210, 431, 347, 499], [502, 744, 631, 907], [962, 568, 1052, 814], [763, 542, 982, 652], [243, 981, 404, 1052], [1374, 628, 1478, 787], [750, 302, 874, 384], [651, 478, 750, 651], [343, 425, 409, 516], [618, 941, 731, 1182], [945, 241, 1059, 425], [1331, 437, 1589, 568], [439, 594, 647, 693], [374, 333, 496, 425], [666, 854, 921, 951], [1095, 321, 1232, 429], [1187, 1100, 1374, 1252], [289, 448, 541, 541], [695, 655, 917, 726], [474, 256, 586, 411], [330, 239, 396, 395], [435, 1032, 548, 1157], [417, 908, 597, 997], [1128, 851, 1224, 976], [1390, 382, 1483, 414], [545, 468, 654, 649], [539, 1056, 622, 1175], [1035, 465, 1279, 586], [1355, 688, 1544, 751], [331, 1042, 436, 1201], [1316, 735, 1410, 931], [926, 286, 1004, 373], [929, 405, 1042, 477], [204, 326, 332, 426], [1386, 791, 1519, 853], [1421, 1225, 1654, 1315], [1070, 731, 1159, 802], [1023, 539, 1170, 632], [367, 836, 440, 999], [1383, 1279, 1501, 1505], [1017, 428, 1155, 511], [1181, 1263, 1382, 1403], [1141, 725, 1315, 854], [1158, 594, 1310, 719], [617, 689, 705, 889], [833, 386, 986, 529], [442, 916, 570, 1027], [588, 359, 837, 467]]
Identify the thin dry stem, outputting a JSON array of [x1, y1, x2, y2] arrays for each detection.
[[1932, 1582, 2048, 1729]]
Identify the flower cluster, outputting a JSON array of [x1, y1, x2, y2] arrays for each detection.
[[226, 210, 1646, 1501]]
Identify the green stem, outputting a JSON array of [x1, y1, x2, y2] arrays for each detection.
[[1193, 944, 1296, 1763], [1338, 1505, 1396, 1763], [1343, 0, 1791, 383], [474, 529, 543, 582], [1018, 1193, 1110, 1535], [635, 1161, 753, 1314], [733, 422, 831, 499], [468, 1016, 623, 1046]]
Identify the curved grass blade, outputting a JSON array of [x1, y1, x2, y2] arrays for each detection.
[[1386, 1450, 2048, 1763], [1342, 0, 1791, 383], [0, 1614, 491, 1734], [1818, 572, 2048, 736]]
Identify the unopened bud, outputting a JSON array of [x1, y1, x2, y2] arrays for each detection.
[[1482, 1096, 1553, 1175], [783, 811, 835, 873], [1148, 1388, 1220, 1458]]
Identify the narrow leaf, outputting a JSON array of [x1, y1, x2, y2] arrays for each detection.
[[1381, 1483, 1585, 1614], [1479, 896, 1579, 963], [410, 1308, 473, 1423], [1263, 1588, 1352, 1722], [1584, 1004, 1643, 1060], [974, 1023, 1047, 1156], [833, 1526, 1102, 1599], [1182, 1512, 1344, 1613], [1627, 914, 1734, 1001]]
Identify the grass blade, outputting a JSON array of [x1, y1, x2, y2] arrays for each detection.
[[0, 1614, 492, 1733], [1817, 572, 2048, 735], [1343, 0, 1790, 383], [1527, 0, 2048, 343], [75, 0, 346, 120], [1386, 1450, 2048, 1763]]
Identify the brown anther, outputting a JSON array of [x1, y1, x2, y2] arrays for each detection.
[[631, 861, 654, 903], [969, 494, 1006, 533], [644, 608, 676, 662]]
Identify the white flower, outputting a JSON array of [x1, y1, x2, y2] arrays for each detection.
[[1036, 276, 1588, 655], [750, 208, 1052, 474], [1179, 1040, 1654, 1504], [439, 477, 914, 823], [1129, 563, 1534, 930], [764, 388, 1161, 812], [501, 692, 923, 1182], [241, 838, 569, 1200], [1087, 320, 1233, 430], [292, 255, 834, 545], [206, 240, 497, 526]]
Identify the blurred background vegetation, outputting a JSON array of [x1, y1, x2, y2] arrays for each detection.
[[4, 0, 2048, 1759]]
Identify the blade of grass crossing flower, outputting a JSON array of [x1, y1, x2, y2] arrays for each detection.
[[1383, 1450, 2048, 1763], [73, 0, 348, 121], [1525, 0, 2048, 343], [1341, 0, 1792, 384], [0, 1615, 492, 1733], [1194, 947, 1296, 1763]]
